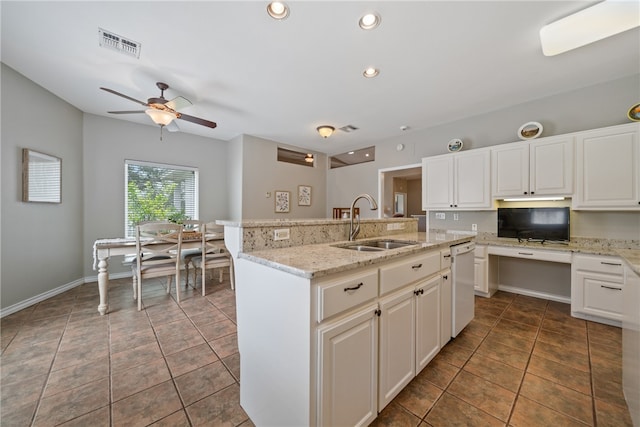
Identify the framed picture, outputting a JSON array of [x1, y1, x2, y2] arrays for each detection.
[[298, 185, 312, 206], [275, 190, 290, 213], [22, 148, 62, 203]]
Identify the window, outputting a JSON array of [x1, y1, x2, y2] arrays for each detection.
[[125, 160, 198, 237], [330, 146, 375, 169]]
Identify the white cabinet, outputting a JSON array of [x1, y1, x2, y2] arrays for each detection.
[[623, 262, 640, 426], [422, 149, 492, 210], [574, 123, 640, 210], [440, 269, 452, 347], [378, 286, 415, 409], [318, 303, 379, 427], [492, 135, 573, 198], [415, 275, 441, 371], [571, 253, 625, 325]]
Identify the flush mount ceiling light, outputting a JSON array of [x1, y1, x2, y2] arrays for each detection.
[[317, 125, 335, 138], [540, 0, 640, 56], [267, 1, 289, 20], [359, 12, 381, 30], [145, 108, 176, 126], [363, 67, 379, 78], [305, 154, 314, 163]]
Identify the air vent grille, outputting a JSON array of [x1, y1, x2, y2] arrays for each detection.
[[98, 28, 141, 58], [339, 125, 359, 133]]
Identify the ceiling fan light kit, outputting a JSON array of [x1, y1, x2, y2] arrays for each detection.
[[145, 108, 175, 126], [539, 0, 640, 56], [317, 125, 335, 138]]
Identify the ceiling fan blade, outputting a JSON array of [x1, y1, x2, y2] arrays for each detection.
[[166, 121, 180, 132], [100, 87, 149, 107], [165, 96, 192, 111], [107, 110, 146, 114], [177, 113, 217, 129]]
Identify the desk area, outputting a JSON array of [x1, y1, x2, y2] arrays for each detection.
[[92, 232, 224, 315]]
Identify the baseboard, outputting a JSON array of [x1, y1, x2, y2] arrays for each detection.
[[571, 311, 622, 328], [1, 271, 133, 318], [497, 285, 571, 304]]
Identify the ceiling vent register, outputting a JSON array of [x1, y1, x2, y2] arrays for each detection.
[[98, 28, 141, 58]]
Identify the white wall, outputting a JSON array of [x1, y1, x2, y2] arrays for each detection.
[[240, 135, 327, 219], [1, 64, 84, 308], [82, 114, 230, 277], [227, 134, 244, 220]]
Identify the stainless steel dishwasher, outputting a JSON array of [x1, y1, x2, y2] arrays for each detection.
[[451, 241, 476, 337]]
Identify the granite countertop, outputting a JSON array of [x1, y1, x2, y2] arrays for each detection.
[[238, 231, 474, 279], [618, 249, 640, 276]]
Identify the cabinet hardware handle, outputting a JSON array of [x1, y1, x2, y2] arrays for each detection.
[[443, 254, 451, 259], [414, 289, 424, 296], [531, 191, 535, 194], [518, 252, 534, 256], [600, 262, 622, 266], [600, 285, 622, 291], [524, 191, 528, 195], [374, 308, 381, 317], [344, 282, 364, 292], [443, 275, 448, 279], [412, 264, 423, 269]]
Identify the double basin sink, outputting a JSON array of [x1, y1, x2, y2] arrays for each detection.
[[334, 239, 420, 252]]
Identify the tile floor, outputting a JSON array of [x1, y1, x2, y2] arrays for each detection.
[[1, 274, 633, 426]]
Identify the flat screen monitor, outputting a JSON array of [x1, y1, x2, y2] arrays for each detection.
[[497, 207, 570, 242]]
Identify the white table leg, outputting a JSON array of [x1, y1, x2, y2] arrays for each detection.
[[97, 257, 109, 315]]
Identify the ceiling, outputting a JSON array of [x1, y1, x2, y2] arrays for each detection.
[[2, 1, 639, 154]]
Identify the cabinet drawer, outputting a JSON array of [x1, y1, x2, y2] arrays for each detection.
[[440, 249, 452, 269], [583, 276, 624, 318], [318, 270, 378, 322], [488, 245, 571, 263], [573, 254, 624, 276], [380, 252, 440, 296]]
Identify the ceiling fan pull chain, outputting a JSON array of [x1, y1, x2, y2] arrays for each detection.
[[160, 125, 164, 141]]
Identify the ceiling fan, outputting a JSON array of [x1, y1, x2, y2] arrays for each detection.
[[100, 82, 217, 136]]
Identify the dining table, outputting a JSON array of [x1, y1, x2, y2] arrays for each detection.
[[92, 231, 224, 315]]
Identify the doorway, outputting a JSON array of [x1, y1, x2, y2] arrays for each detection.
[[378, 163, 425, 229]]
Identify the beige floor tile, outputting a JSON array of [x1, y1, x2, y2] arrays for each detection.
[[197, 318, 237, 341], [447, 370, 516, 421], [370, 401, 423, 427], [394, 376, 443, 418], [44, 356, 110, 397], [594, 398, 634, 427], [476, 339, 531, 370], [111, 380, 182, 427], [33, 378, 110, 426], [165, 342, 220, 378], [425, 392, 505, 427], [526, 353, 592, 395], [57, 406, 110, 427], [510, 396, 590, 427], [185, 383, 249, 426], [111, 357, 172, 402], [209, 333, 238, 359], [463, 353, 524, 393], [174, 360, 236, 406], [532, 340, 590, 373], [415, 357, 460, 389]]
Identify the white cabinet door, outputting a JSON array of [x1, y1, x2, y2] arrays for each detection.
[[378, 288, 415, 410], [440, 270, 452, 348], [416, 276, 441, 372], [318, 303, 379, 427], [530, 136, 574, 196], [455, 150, 492, 209], [423, 149, 491, 210], [574, 123, 640, 209], [422, 156, 453, 209], [492, 143, 529, 197], [474, 258, 487, 294]]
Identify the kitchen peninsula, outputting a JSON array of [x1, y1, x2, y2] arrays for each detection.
[[219, 218, 473, 426]]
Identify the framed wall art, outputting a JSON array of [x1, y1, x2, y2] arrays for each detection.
[[298, 185, 311, 206], [274, 190, 290, 213], [22, 148, 62, 203]]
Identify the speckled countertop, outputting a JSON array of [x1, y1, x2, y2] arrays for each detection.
[[617, 249, 640, 276], [238, 231, 474, 279]]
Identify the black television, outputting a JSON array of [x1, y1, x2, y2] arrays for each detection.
[[497, 207, 570, 242]]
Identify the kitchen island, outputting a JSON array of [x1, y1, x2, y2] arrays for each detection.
[[219, 218, 473, 426]]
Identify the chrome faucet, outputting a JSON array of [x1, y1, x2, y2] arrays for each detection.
[[349, 193, 378, 241]]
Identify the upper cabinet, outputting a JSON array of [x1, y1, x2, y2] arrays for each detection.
[[422, 149, 492, 210], [573, 123, 640, 210], [491, 135, 574, 198]]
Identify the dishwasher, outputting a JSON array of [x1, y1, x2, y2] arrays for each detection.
[[451, 241, 476, 337]]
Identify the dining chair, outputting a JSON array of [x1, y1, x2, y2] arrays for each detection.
[[190, 221, 235, 295], [180, 219, 205, 285], [132, 222, 183, 311]]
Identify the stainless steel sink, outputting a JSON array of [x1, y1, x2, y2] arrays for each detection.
[[335, 239, 419, 252]]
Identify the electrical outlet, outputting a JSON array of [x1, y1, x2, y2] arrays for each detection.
[[435, 212, 445, 220], [274, 228, 290, 240], [453, 213, 459, 221], [266, 192, 271, 198], [472, 224, 477, 231]]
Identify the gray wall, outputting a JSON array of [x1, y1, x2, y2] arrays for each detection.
[[82, 114, 230, 277], [1, 64, 84, 308], [239, 134, 327, 219]]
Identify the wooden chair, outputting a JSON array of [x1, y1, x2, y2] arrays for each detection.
[[191, 221, 235, 295], [180, 219, 205, 285], [132, 222, 183, 311]]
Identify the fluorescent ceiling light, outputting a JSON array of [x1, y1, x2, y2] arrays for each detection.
[[540, 0, 640, 56], [502, 197, 566, 202]]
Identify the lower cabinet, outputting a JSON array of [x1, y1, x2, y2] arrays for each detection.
[[571, 253, 624, 324], [318, 303, 379, 427]]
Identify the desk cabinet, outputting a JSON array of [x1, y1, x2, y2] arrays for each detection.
[[571, 254, 624, 324]]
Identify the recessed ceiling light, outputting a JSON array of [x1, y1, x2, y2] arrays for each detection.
[[359, 12, 381, 30], [363, 67, 379, 78], [267, 2, 289, 20]]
